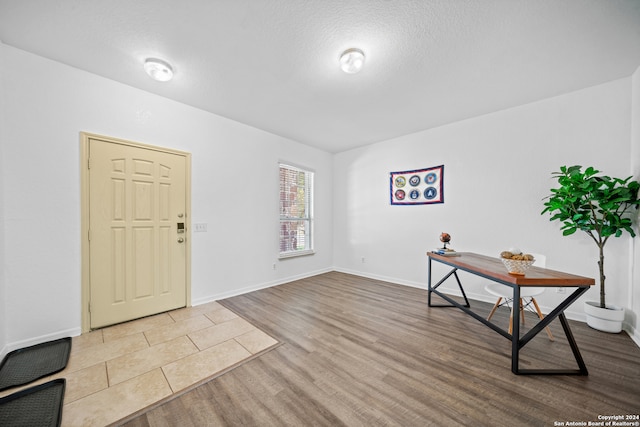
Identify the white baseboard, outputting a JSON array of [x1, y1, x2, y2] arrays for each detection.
[[625, 324, 640, 348], [332, 267, 427, 290], [191, 267, 334, 307], [1, 327, 81, 359]]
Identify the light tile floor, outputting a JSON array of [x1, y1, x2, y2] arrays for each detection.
[[0, 301, 279, 426]]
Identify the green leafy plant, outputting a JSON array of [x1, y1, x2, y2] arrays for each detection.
[[541, 165, 640, 308]]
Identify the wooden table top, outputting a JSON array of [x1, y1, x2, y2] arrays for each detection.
[[428, 252, 595, 287]]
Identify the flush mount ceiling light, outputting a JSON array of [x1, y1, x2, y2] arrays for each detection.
[[339, 48, 365, 74], [144, 58, 174, 82]]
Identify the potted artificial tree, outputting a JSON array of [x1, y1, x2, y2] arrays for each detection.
[[542, 165, 640, 333]]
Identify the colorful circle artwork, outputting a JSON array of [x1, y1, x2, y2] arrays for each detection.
[[425, 172, 437, 184], [390, 165, 443, 205], [424, 187, 438, 200]]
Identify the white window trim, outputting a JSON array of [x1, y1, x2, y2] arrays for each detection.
[[279, 162, 314, 259], [278, 249, 315, 259]]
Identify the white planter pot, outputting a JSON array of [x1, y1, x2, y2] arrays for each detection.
[[584, 301, 625, 333]]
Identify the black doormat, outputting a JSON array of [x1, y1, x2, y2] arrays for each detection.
[[0, 379, 65, 427], [0, 338, 71, 392]]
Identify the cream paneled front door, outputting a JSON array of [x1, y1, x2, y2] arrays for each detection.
[[88, 137, 187, 329]]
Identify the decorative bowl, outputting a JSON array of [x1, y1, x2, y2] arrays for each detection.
[[501, 258, 535, 275]]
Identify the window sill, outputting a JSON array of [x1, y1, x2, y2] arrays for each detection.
[[279, 250, 315, 259]]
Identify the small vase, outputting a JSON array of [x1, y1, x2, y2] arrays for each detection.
[[584, 301, 625, 333]]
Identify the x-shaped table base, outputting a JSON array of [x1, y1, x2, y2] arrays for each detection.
[[428, 255, 590, 375]]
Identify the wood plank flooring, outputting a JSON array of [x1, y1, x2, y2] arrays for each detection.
[[121, 272, 640, 426]]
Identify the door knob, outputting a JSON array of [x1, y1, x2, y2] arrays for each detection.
[[177, 237, 184, 243]]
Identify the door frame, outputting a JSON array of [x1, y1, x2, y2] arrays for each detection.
[[80, 132, 192, 333]]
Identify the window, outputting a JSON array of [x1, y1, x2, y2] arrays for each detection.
[[279, 163, 314, 257]]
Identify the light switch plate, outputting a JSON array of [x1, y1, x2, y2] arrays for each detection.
[[194, 223, 207, 232]]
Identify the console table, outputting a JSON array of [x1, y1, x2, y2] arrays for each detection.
[[427, 252, 595, 375]]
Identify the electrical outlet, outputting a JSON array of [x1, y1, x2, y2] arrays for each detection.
[[194, 223, 207, 232]]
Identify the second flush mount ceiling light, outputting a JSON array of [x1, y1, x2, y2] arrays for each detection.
[[339, 48, 365, 74], [144, 58, 174, 82]]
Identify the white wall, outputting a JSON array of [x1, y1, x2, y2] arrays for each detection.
[[333, 77, 635, 325], [0, 44, 333, 352], [0, 41, 6, 355], [631, 64, 640, 343], [2, 41, 638, 354]]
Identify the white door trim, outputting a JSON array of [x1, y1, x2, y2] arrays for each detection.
[[80, 132, 192, 332]]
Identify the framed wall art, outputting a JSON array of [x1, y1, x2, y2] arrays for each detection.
[[390, 165, 444, 205]]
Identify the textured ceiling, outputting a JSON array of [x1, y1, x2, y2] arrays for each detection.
[[1, 0, 640, 153]]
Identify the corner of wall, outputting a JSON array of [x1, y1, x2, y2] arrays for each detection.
[[630, 63, 640, 345], [0, 41, 7, 357]]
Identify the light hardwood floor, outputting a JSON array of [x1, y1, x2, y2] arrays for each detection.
[[122, 272, 640, 426]]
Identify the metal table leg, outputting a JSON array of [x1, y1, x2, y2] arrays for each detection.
[[428, 258, 590, 375], [514, 287, 589, 375]]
